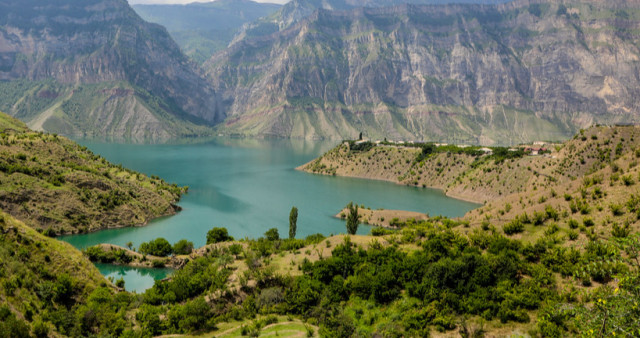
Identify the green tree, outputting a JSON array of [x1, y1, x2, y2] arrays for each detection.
[[139, 238, 173, 257], [265, 228, 280, 241], [206, 227, 233, 244], [346, 202, 360, 235], [289, 206, 298, 239], [173, 239, 194, 255], [125, 241, 133, 250]]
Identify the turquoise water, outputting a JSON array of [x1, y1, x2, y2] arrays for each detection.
[[95, 263, 172, 293], [60, 137, 479, 291]]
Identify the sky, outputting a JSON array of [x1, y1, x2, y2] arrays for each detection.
[[128, 0, 290, 4]]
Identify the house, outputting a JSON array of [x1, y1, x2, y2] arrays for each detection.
[[479, 147, 493, 155], [524, 147, 548, 155]]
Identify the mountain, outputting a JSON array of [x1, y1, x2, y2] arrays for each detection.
[[207, 0, 640, 143], [231, 0, 511, 44], [0, 0, 222, 140], [0, 111, 185, 235], [132, 0, 281, 64]]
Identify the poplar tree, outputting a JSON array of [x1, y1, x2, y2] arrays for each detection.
[[289, 206, 298, 239], [346, 202, 359, 235]]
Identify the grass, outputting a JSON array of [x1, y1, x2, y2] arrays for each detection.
[[173, 315, 318, 337]]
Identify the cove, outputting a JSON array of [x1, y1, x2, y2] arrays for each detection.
[[95, 263, 173, 293], [60, 138, 479, 290]]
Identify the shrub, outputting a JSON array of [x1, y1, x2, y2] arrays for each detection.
[[611, 223, 630, 238], [265, 228, 280, 241], [206, 227, 234, 244], [139, 238, 173, 257], [567, 230, 579, 241], [610, 203, 625, 216], [503, 219, 525, 235], [173, 239, 194, 255], [567, 219, 579, 229], [583, 217, 595, 227]]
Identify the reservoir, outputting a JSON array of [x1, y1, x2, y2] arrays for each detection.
[[60, 138, 479, 291]]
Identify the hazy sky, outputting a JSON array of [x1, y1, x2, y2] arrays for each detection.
[[128, 0, 290, 4]]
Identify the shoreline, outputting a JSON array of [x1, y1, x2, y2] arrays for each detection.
[[295, 163, 486, 205], [334, 207, 431, 228], [55, 204, 182, 238]]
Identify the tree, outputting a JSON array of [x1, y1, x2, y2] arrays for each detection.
[[139, 238, 173, 257], [346, 202, 360, 235], [358, 132, 363, 140], [126, 241, 133, 250], [206, 227, 233, 244], [173, 239, 194, 255], [265, 228, 280, 241], [289, 206, 298, 239]]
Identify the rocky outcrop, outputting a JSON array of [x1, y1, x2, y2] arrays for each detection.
[[0, 0, 222, 139], [208, 0, 640, 144]]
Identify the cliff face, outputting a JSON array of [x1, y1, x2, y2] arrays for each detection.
[[208, 0, 640, 144], [0, 0, 222, 140], [133, 0, 282, 63]]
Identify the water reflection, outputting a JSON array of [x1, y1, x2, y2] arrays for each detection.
[[95, 263, 172, 293]]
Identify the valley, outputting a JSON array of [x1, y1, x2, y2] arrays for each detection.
[[1, 0, 640, 336]]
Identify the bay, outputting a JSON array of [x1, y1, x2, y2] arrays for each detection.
[[60, 137, 479, 291]]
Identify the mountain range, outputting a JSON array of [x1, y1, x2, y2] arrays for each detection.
[[1, 0, 640, 144], [207, 0, 640, 143], [0, 0, 222, 140]]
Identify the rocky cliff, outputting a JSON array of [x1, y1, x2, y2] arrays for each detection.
[[208, 0, 640, 143], [133, 0, 281, 63], [0, 0, 222, 140]]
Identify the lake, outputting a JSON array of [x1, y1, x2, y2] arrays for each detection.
[[60, 137, 480, 292]]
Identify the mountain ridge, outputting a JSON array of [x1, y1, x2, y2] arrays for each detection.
[[207, 0, 640, 143], [0, 0, 222, 140]]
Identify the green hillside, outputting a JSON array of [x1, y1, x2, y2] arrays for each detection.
[[0, 211, 107, 337], [0, 111, 185, 235]]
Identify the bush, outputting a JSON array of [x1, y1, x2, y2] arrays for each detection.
[[371, 227, 393, 236], [265, 228, 280, 241], [567, 230, 579, 241], [583, 217, 595, 227], [611, 223, 630, 238], [139, 238, 173, 257], [503, 219, 525, 235], [610, 203, 624, 216], [173, 239, 194, 255], [206, 227, 234, 244]]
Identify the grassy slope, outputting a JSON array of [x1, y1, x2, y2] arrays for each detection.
[[301, 126, 640, 239], [0, 110, 186, 235], [0, 210, 106, 334]]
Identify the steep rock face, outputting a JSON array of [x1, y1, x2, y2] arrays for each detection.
[[208, 0, 640, 144], [133, 0, 281, 63], [0, 0, 222, 139], [231, 0, 511, 46]]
